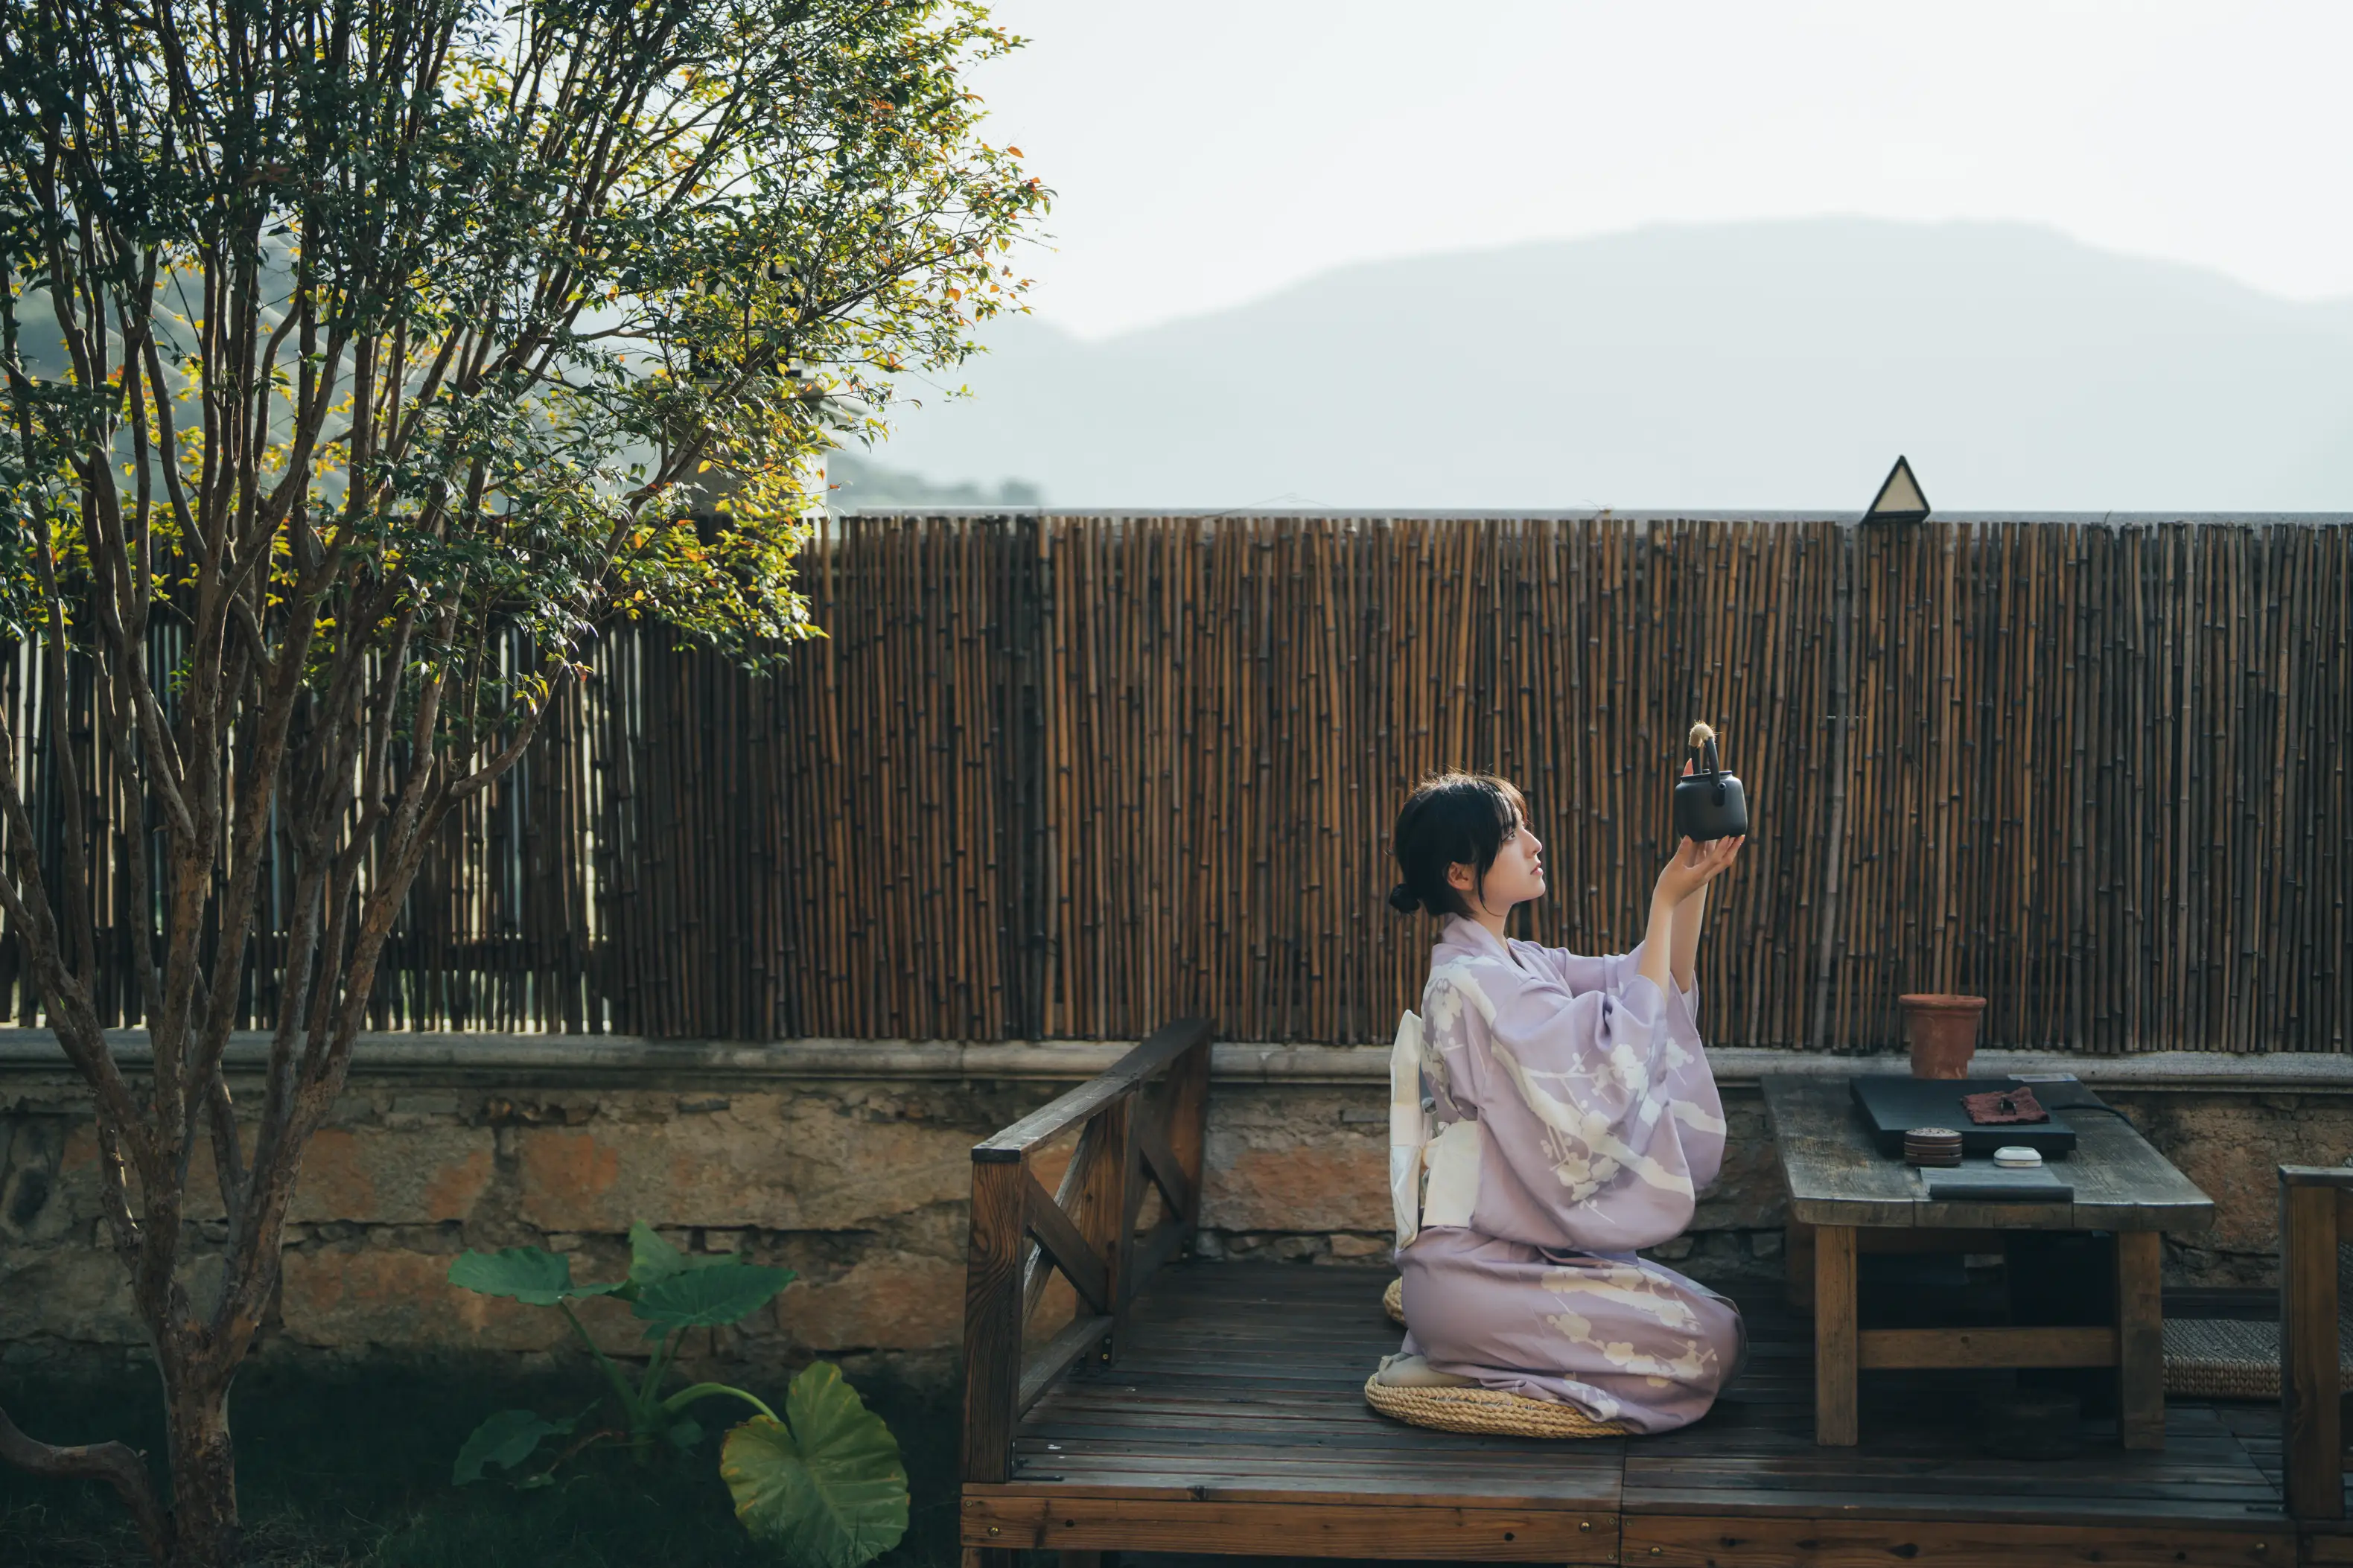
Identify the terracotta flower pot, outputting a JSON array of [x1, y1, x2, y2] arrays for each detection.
[[1900, 993, 1987, 1080]]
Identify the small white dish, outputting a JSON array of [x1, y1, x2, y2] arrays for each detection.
[[1993, 1146, 2043, 1168]]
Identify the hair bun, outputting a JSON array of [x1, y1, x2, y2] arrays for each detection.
[[1386, 882, 1422, 915]]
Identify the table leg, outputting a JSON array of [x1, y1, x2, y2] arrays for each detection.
[[1815, 1223, 1859, 1445], [2115, 1229, 2165, 1450]]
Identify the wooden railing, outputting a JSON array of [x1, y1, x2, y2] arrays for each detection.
[[960, 1017, 1214, 1486], [2281, 1164, 2353, 1520]]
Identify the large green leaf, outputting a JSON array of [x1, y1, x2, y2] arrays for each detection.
[[614, 1220, 735, 1301], [721, 1363, 907, 1568], [631, 1260, 796, 1331], [447, 1247, 623, 1305], [452, 1409, 573, 1485], [627, 1220, 690, 1289]]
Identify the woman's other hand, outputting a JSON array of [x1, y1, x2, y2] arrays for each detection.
[[1654, 835, 1744, 906]]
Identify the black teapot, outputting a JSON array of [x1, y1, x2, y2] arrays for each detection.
[[1673, 722, 1749, 842]]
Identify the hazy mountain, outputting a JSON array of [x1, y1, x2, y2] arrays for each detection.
[[824, 448, 1042, 509], [868, 219, 2353, 512]]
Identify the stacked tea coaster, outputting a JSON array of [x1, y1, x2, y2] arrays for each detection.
[[1904, 1126, 1964, 1167]]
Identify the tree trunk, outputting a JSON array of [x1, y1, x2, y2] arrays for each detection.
[[162, 1368, 240, 1568]]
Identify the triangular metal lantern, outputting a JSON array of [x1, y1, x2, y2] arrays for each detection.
[[1862, 455, 1931, 525]]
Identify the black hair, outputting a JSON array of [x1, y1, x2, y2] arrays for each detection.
[[1386, 772, 1526, 918]]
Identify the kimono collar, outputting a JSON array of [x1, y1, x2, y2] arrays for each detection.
[[1440, 914, 1526, 972]]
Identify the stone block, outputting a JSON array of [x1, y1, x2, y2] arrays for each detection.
[[1200, 1088, 1387, 1233], [278, 1246, 611, 1352], [1690, 1092, 1783, 1232], [780, 1251, 963, 1353], [0, 1249, 142, 1342], [1203, 1139, 1387, 1232], [287, 1126, 497, 1226], [2121, 1092, 2353, 1267], [0, 1247, 222, 1345], [515, 1097, 973, 1232], [0, 1118, 74, 1243]]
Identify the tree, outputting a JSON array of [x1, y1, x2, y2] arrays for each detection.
[[0, 0, 1043, 1560]]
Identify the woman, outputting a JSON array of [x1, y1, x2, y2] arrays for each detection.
[[1378, 770, 1746, 1434]]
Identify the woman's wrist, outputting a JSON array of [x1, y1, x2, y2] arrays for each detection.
[[1637, 892, 1680, 992]]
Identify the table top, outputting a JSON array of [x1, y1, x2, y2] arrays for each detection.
[[1761, 1074, 2215, 1233]]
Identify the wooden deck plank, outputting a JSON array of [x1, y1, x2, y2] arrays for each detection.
[[983, 1262, 2297, 1561], [960, 1493, 1620, 1561], [1624, 1514, 2291, 1565]]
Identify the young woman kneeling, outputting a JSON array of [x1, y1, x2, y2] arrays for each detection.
[[1380, 771, 1746, 1434]]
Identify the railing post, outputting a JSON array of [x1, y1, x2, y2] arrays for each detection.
[[1110, 1091, 1144, 1342], [1165, 1032, 1213, 1240], [2282, 1169, 2345, 1520], [1073, 1095, 1133, 1360], [961, 1153, 1025, 1486]]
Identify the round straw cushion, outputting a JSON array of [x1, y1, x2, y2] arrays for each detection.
[[1382, 1275, 1406, 1325], [1363, 1374, 1626, 1438]]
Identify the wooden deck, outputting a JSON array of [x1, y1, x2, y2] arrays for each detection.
[[961, 1263, 2307, 1567]]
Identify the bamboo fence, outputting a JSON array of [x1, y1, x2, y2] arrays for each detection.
[[1, 514, 2344, 1051]]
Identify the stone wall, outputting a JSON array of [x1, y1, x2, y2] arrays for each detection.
[[4, 1036, 2350, 1383]]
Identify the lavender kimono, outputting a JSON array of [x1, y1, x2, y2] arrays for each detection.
[[1394, 916, 1742, 1433]]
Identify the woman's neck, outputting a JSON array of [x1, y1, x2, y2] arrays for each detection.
[[1468, 907, 1512, 943]]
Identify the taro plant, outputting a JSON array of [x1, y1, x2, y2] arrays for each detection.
[[448, 1222, 908, 1568]]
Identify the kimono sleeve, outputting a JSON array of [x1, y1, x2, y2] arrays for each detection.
[[1519, 937, 1702, 1027], [1515, 939, 1640, 997], [1474, 966, 1702, 1219]]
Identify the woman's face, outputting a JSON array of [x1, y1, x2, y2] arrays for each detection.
[[1449, 800, 1545, 917]]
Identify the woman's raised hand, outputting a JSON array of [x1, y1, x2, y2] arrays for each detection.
[[1653, 834, 1744, 906]]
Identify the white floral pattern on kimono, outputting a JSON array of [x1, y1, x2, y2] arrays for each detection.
[[1395, 915, 1743, 1433]]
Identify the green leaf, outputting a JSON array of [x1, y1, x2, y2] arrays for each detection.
[[721, 1364, 908, 1568], [631, 1260, 796, 1331], [666, 1416, 704, 1450], [618, 1220, 694, 1301], [447, 1247, 623, 1304], [453, 1409, 567, 1485]]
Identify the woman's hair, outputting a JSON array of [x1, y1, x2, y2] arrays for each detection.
[[1386, 771, 1528, 918]]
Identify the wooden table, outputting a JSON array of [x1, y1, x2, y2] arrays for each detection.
[[1762, 1074, 2214, 1452]]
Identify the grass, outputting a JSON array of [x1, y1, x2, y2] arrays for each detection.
[[0, 1354, 960, 1568]]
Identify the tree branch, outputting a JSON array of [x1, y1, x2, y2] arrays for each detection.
[[0, 1403, 172, 1567]]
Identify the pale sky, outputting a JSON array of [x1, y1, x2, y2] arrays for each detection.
[[966, 1, 2353, 340]]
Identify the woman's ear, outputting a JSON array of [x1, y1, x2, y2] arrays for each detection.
[[1446, 862, 1475, 894]]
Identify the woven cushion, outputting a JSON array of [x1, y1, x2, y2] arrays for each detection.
[[1382, 1275, 1405, 1326], [2164, 1316, 2353, 1400], [2162, 1242, 2353, 1401], [2165, 1319, 2286, 1400], [1363, 1373, 1626, 1438]]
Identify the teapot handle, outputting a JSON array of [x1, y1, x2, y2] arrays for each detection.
[[1687, 721, 1719, 778]]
